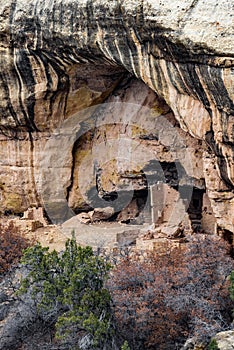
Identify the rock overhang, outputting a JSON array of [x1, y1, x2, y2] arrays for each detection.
[[0, 0, 233, 234]]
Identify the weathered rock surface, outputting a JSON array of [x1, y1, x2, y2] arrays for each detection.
[[0, 0, 233, 234], [77, 207, 115, 224], [89, 206, 115, 222], [214, 330, 234, 350], [180, 337, 206, 350]]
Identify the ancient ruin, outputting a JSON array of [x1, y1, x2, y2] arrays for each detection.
[[0, 0, 233, 248]]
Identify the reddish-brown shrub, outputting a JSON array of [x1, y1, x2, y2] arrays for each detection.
[[108, 235, 234, 350], [0, 221, 31, 276]]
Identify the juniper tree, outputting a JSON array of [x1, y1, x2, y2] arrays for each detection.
[[18, 235, 114, 349]]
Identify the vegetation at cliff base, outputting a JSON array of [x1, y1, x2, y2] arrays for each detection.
[[0, 221, 31, 277], [229, 269, 234, 302], [208, 338, 219, 350], [108, 235, 234, 349], [18, 235, 114, 349], [17, 234, 234, 350]]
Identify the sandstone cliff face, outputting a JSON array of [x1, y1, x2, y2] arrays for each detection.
[[0, 0, 233, 234]]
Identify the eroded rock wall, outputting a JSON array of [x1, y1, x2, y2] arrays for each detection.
[[0, 0, 233, 233]]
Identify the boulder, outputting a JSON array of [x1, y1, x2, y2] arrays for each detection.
[[214, 330, 234, 350], [89, 207, 115, 222], [76, 212, 91, 225]]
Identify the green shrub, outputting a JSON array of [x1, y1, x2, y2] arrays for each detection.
[[121, 340, 131, 350], [208, 338, 219, 350], [18, 234, 113, 349]]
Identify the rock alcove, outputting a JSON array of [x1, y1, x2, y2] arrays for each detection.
[[0, 0, 233, 242], [62, 77, 216, 236]]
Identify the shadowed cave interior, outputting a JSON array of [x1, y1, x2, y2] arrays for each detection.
[[67, 128, 214, 234]]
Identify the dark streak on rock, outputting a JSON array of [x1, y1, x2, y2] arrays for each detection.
[[202, 66, 234, 114], [179, 63, 210, 108], [0, 71, 19, 126], [9, 1, 16, 47], [205, 129, 233, 187], [156, 36, 234, 67], [167, 61, 191, 96], [16, 50, 37, 130]]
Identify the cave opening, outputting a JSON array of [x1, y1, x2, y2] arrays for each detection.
[[217, 227, 234, 257], [73, 154, 209, 232], [67, 97, 215, 232], [186, 188, 205, 232], [67, 129, 210, 231]]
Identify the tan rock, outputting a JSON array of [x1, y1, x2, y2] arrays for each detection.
[[117, 198, 139, 223], [12, 219, 43, 233], [76, 212, 91, 225], [214, 330, 234, 350], [181, 337, 206, 350], [22, 207, 47, 226], [89, 207, 114, 222], [116, 230, 140, 247], [161, 224, 185, 238]]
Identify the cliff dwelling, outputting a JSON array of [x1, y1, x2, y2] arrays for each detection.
[[0, 0, 233, 250], [60, 82, 217, 242], [0, 74, 218, 247]]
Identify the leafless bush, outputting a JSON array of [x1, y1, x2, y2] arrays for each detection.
[[108, 235, 234, 350]]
